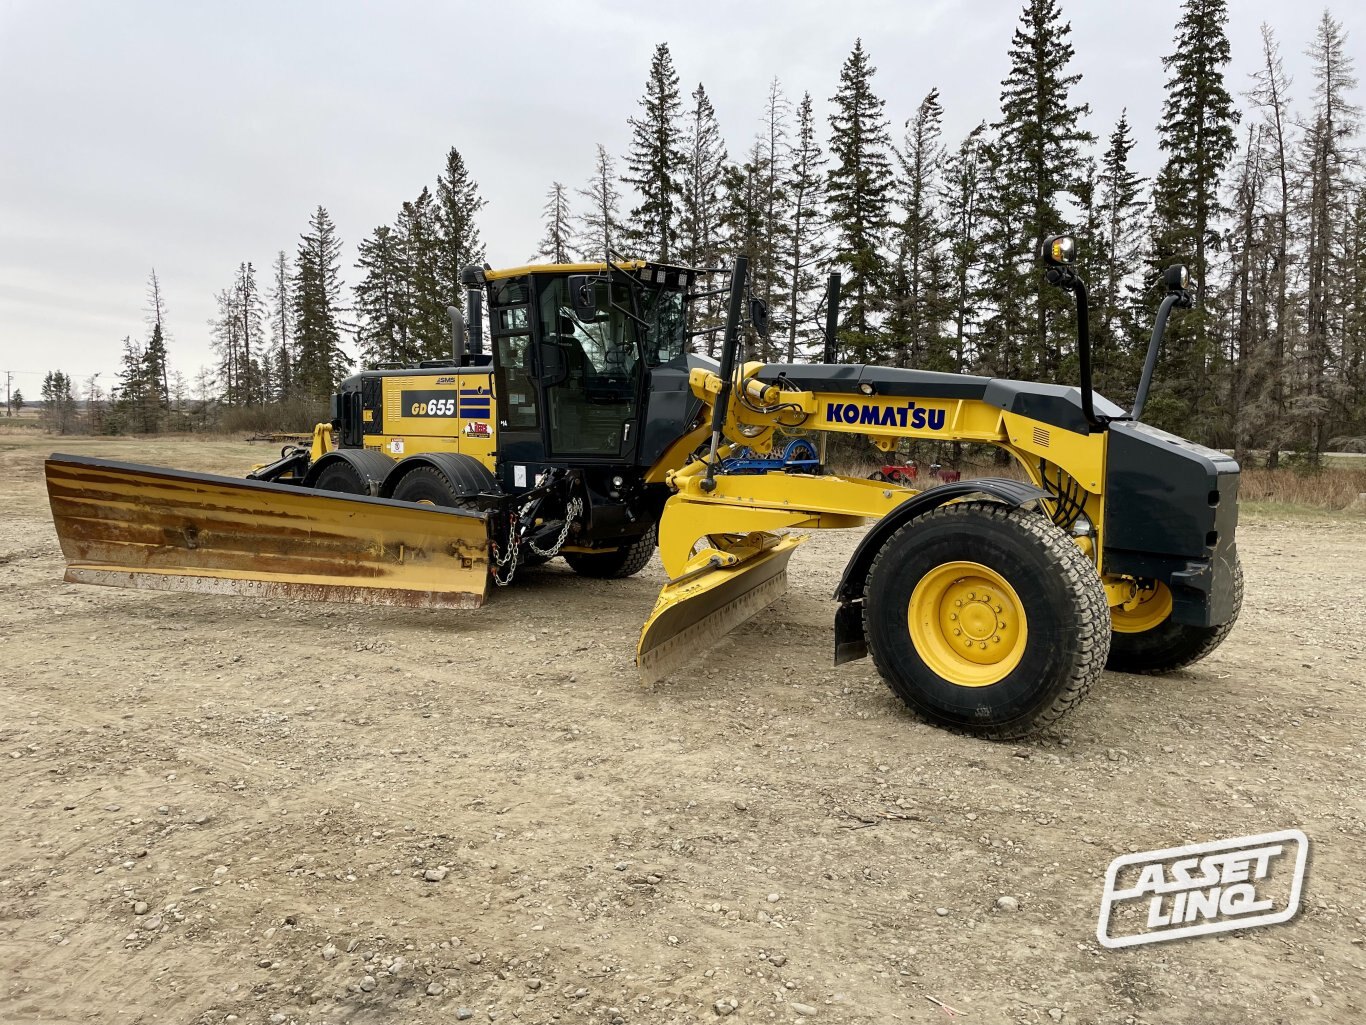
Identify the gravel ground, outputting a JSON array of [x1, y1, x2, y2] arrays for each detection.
[[1, 433, 1363, 1025]]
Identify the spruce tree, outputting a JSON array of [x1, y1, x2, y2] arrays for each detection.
[[355, 225, 409, 366], [211, 287, 243, 405], [1300, 11, 1360, 457], [1248, 24, 1294, 464], [293, 205, 350, 399], [755, 78, 792, 354], [1149, 0, 1239, 437], [720, 140, 773, 357], [532, 182, 574, 263], [826, 39, 895, 362], [678, 83, 728, 349], [974, 136, 1031, 379], [435, 147, 486, 307], [888, 88, 948, 370], [578, 144, 625, 261], [993, 0, 1094, 380], [941, 124, 989, 375], [1094, 112, 1147, 393], [115, 336, 152, 433], [268, 251, 294, 399], [41, 370, 78, 435], [398, 187, 448, 360], [143, 269, 170, 406], [782, 92, 827, 362], [624, 43, 685, 260], [236, 261, 265, 404]]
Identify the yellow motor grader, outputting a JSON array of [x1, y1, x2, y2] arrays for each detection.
[[45, 238, 1241, 739]]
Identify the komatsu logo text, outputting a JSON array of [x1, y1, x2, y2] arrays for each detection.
[[825, 401, 947, 431]]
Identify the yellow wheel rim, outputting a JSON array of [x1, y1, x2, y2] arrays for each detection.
[[908, 561, 1028, 688], [1112, 581, 1173, 634]]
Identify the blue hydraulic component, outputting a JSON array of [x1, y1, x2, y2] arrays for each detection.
[[717, 438, 820, 475]]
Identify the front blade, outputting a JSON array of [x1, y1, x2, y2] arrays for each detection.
[[45, 453, 491, 609], [637, 534, 804, 684]]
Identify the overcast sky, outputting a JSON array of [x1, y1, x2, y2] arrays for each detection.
[[2, 0, 1363, 398]]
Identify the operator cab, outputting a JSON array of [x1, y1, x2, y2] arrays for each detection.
[[477, 261, 697, 477]]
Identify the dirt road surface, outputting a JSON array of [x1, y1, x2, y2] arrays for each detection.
[[2, 435, 1363, 1025]]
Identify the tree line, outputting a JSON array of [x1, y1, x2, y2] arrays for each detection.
[[32, 0, 1366, 459]]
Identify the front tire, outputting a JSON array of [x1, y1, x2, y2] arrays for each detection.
[[1106, 560, 1243, 674], [564, 525, 657, 579], [863, 501, 1109, 740]]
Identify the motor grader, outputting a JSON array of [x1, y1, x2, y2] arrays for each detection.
[[45, 237, 1241, 739]]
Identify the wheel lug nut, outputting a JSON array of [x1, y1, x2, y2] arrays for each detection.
[[954, 600, 962, 607], [964, 638, 973, 647], [953, 628, 961, 636], [994, 605, 1002, 613], [999, 621, 1007, 630], [979, 641, 987, 650]]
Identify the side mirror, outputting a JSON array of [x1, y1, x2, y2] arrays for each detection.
[[567, 274, 599, 318], [749, 297, 770, 338], [536, 342, 569, 388]]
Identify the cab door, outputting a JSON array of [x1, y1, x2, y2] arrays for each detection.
[[533, 273, 643, 462]]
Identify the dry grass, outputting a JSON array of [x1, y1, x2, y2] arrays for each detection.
[[1240, 465, 1366, 513]]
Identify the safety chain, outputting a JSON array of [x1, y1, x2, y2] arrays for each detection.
[[491, 494, 583, 587], [528, 496, 583, 558]]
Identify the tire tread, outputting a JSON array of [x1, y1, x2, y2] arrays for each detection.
[[862, 501, 1109, 740]]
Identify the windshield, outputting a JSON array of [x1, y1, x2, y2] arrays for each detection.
[[641, 288, 687, 365], [538, 277, 639, 378]]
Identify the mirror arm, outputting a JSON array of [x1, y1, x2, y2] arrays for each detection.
[[1132, 291, 1189, 422]]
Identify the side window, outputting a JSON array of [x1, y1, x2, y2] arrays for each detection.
[[495, 333, 537, 429], [490, 277, 538, 430]]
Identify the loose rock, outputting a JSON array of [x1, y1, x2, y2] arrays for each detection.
[[995, 895, 1020, 913], [791, 1002, 817, 1016], [133, 901, 149, 916], [359, 975, 377, 992], [426, 982, 444, 996], [424, 867, 449, 882]]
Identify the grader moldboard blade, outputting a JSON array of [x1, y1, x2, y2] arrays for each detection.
[[637, 532, 805, 684], [44, 454, 491, 608]]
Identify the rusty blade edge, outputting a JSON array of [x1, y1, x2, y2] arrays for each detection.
[[45, 454, 489, 519], [65, 567, 487, 610]]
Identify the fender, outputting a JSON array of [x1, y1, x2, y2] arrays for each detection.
[[378, 451, 499, 500], [833, 477, 1051, 665], [301, 448, 397, 495]]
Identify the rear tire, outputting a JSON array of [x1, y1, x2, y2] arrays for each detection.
[[311, 460, 368, 494], [862, 501, 1109, 740], [390, 466, 463, 507], [564, 525, 657, 579], [1106, 559, 1243, 675]]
